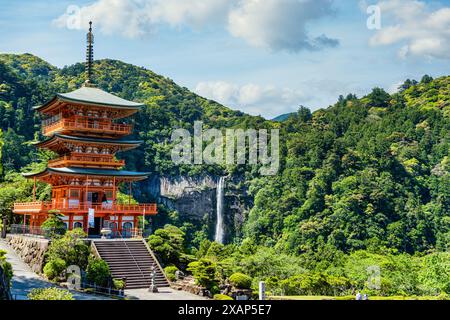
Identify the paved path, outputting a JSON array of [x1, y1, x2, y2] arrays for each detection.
[[0, 239, 110, 300], [125, 287, 208, 300]]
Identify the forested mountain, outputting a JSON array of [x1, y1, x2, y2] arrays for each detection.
[[0, 53, 449, 296], [272, 112, 295, 122]]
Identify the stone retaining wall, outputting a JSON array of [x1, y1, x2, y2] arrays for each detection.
[[5, 235, 49, 273]]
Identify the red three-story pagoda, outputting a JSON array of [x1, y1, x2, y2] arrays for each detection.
[[13, 22, 157, 236]]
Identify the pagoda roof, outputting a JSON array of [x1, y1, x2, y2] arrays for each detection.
[[34, 133, 143, 147], [23, 167, 151, 181], [34, 86, 145, 112]]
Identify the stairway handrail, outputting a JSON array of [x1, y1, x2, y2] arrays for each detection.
[[90, 241, 101, 259], [142, 238, 170, 284], [115, 231, 147, 282]]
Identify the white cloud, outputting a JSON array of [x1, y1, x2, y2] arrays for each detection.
[[365, 0, 450, 59], [54, 0, 338, 52], [195, 81, 310, 118], [388, 81, 403, 94], [228, 0, 338, 51], [54, 0, 231, 37], [194, 78, 372, 118]]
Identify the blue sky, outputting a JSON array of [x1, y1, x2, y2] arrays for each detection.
[[1, 0, 450, 119]]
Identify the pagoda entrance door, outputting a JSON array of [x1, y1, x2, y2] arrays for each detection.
[[87, 192, 101, 236], [89, 217, 102, 237]]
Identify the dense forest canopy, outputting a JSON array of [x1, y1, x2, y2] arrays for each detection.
[[0, 53, 449, 296]]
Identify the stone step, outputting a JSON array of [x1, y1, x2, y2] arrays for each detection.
[[111, 272, 166, 278], [104, 260, 154, 265], [99, 252, 151, 257], [92, 239, 169, 288], [97, 251, 151, 254]]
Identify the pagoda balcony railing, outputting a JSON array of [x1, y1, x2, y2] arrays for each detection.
[[10, 224, 143, 240], [42, 118, 132, 136], [48, 155, 125, 168], [13, 201, 157, 215]]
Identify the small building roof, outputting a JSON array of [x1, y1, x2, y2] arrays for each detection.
[[34, 86, 145, 112], [23, 167, 151, 181]]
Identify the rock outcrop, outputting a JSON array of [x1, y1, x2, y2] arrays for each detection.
[[139, 174, 253, 243], [6, 235, 49, 273], [141, 175, 217, 219]]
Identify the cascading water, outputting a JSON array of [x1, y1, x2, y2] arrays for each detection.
[[214, 176, 226, 244]]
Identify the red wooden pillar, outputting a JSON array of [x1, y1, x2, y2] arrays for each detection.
[[133, 215, 138, 232], [128, 181, 132, 205], [85, 175, 89, 234], [112, 177, 117, 204], [118, 214, 123, 233], [83, 214, 88, 234], [69, 213, 74, 230], [112, 176, 116, 233], [33, 177, 36, 201], [85, 175, 89, 206]]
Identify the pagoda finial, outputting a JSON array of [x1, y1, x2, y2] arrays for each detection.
[[84, 21, 95, 87]]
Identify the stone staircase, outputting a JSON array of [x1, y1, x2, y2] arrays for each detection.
[[92, 239, 169, 289]]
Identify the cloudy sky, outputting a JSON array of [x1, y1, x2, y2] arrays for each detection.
[[1, 0, 450, 119]]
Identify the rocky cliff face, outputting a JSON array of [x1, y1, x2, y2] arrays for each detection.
[[140, 174, 253, 243], [143, 175, 217, 220]]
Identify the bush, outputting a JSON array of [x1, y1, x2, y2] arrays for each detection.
[[43, 258, 67, 280], [214, 294, 233, 300], [86, 258, 111, 287], [418, 252, 450, 295], [0, 250, 13, 285], [279, 272, 353, 296], [187, 258, 218, 290], [147, 225, 185, 266], [229, 273, 252, 289], [164, 265, 179, 282], [45, 228, 89, 272], [210, 285, 220, 295], [28, 287, 74, 300], [113, 278, 125, 290]]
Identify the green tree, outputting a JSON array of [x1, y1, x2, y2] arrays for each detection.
[[45, 228, 89, 271], [86, 258, 111, 287], [187, 258, 218, 290], [147, 224, 185, 266]]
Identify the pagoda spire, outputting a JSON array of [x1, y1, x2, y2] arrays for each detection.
[[84, 21, 95, 87]]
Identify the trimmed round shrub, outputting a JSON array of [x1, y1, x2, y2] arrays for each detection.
[[86, 258, 111, 287], [214, 294, 233, 300], [187, 258, 218, 290], [28, 287, 74, 300], [229, 273, 252, 289], [43, 258, 67, 280], [210, 285, 220, 295], [164, 265, 179, 282], [113, 278, 125, 290]]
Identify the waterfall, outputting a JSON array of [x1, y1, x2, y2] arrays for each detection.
[[214, 176, 226, 244]]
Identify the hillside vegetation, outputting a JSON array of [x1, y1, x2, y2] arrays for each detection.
[[0, 53, 448, 297]]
